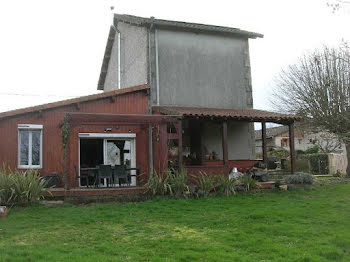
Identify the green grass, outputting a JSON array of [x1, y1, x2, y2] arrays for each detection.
[[2, 184, 350, 261]]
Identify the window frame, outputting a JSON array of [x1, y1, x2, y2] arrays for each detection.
[[18, 124, 43, 169]]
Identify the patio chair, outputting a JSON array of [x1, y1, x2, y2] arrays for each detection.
[[98, 164, 113, 187], [113, 165, 130, 186]]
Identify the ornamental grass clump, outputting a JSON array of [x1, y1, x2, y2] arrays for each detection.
[[239, 175, 260, 192], [145, 172, 169, 196], [0, 168, 49, 205], [285, 172, 313, 185], [167, 169, 190, 198], [217, 175, 236, 196], [197, 172, 217, 197]]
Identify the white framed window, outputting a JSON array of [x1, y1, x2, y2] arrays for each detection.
[[18, 124, 43, 169]]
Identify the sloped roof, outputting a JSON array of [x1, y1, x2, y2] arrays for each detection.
[[153, 106, 299, 123], [115, 14, 263, 39], [255, 126, 289, 140], [0, 85, 149, 120]]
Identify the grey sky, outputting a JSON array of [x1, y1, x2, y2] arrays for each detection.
[[0, 0, 349, 113]]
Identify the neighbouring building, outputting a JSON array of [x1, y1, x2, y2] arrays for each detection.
[[0, 14, 299, 195], [255, 126, 346, 154]]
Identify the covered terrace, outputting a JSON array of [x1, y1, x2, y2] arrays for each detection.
[[153, 106, 301, 175]]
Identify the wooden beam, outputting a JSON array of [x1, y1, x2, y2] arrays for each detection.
[[289, 122, 296, 174], [222, 121, 228, 165], [66, 112, 179, 127], [261, 121, 268, 166]]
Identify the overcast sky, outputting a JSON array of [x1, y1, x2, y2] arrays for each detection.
[[0, 0, 349, 113]]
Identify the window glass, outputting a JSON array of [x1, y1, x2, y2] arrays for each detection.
[[20, 130, 29, 165], [32, 130, 41, 166], [18, 127, 42, 168]]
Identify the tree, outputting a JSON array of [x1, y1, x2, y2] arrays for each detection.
[[272, 45, 350, 176]]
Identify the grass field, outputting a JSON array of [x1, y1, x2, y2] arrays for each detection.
[[1, 183, 350, 261]]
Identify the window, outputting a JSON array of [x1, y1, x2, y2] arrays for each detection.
[[18, 124, 43, 168]]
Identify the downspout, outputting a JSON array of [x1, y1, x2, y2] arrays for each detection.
[[111, 22, 121, 90], [155, 29, 160, 105], [148, 19, 155, 177]]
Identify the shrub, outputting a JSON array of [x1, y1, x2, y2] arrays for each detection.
[[268, 148, 289, 159], [285, 172, 313, 185], [145, 172, 169, 196], [332, 170, 346, 178], [304, 145, 319, 154], [0, 168, 49, 205], [307, 154, 328, 174], [197, 172, 217, 197], [167, 169, 190, 198], [239, 175, 260, 191], [217, 175, 236, 196]]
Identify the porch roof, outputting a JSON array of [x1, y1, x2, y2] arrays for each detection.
[[152, 106, 300, 123]]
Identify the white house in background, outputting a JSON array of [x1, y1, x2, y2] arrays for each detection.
[[255, 126, 346, 154]]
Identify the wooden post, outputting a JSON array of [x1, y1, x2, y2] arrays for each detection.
[[261, 121, 268, 166], [289, 122, 296, 174], [222, 121, 228, 165], [177, 120, 183, 171]]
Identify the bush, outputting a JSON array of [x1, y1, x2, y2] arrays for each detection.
[[145, 172, 169, 196], [307, 154, 328, 174], [268, 148, 289, 159], [0, 168, 49, 205], [217, 175, 236, 196], [239, 175, 260, 191], [304, 145, 319, 154], [332, 170, 346, 178], [197, 172, 216, 197], [285, 172, 313, 185]]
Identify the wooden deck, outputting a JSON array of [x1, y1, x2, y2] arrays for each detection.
[[47, 186, 147, 197]]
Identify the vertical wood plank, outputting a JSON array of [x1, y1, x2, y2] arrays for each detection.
[[261, 121, 268, 166], [222, 121, 228, 165], [177, 120, 183, 171], [289, 122, 296, 174]]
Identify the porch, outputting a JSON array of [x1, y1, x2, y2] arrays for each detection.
[[153, 106, 300, 176]]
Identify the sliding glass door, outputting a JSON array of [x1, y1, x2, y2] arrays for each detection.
[[79, 133, 136, 187]]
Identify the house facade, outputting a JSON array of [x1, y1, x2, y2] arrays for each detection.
[[0, 15, 299, 195], [99, 14, 264, 162]]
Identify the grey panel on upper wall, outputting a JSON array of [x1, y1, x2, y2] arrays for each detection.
[[156, 29, 251, 109]]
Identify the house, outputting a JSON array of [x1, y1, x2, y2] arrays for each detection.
[[255, 126, 345, 154], [0, 14, 299, 195]]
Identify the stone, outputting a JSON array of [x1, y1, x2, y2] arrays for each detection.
[[40, 200, 64, 207], [0, 206, 8, 218]]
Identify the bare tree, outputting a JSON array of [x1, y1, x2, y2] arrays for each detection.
[[273, 45, 350, 175]]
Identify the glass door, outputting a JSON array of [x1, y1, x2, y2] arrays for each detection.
[[104, 139, 136, 186]]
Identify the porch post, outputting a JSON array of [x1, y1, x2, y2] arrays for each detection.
[[261, 120, 268, 166], [288, 122, 296, 174], [177, 120, 183, 171], [222, 120, 228, 165]]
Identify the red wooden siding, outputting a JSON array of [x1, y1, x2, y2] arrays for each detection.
[[0, 87, 149, 185], [185, 159, 258, 179]]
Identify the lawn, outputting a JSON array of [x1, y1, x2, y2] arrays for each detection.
[[1, 184, 350, 262]]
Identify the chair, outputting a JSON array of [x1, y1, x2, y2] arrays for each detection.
[[113, 165, 130, 186], [98, 165, 113, 187]]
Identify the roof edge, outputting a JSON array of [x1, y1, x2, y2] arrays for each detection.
[[0, 84, 149, 120], [115, 14, 264, 39]]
